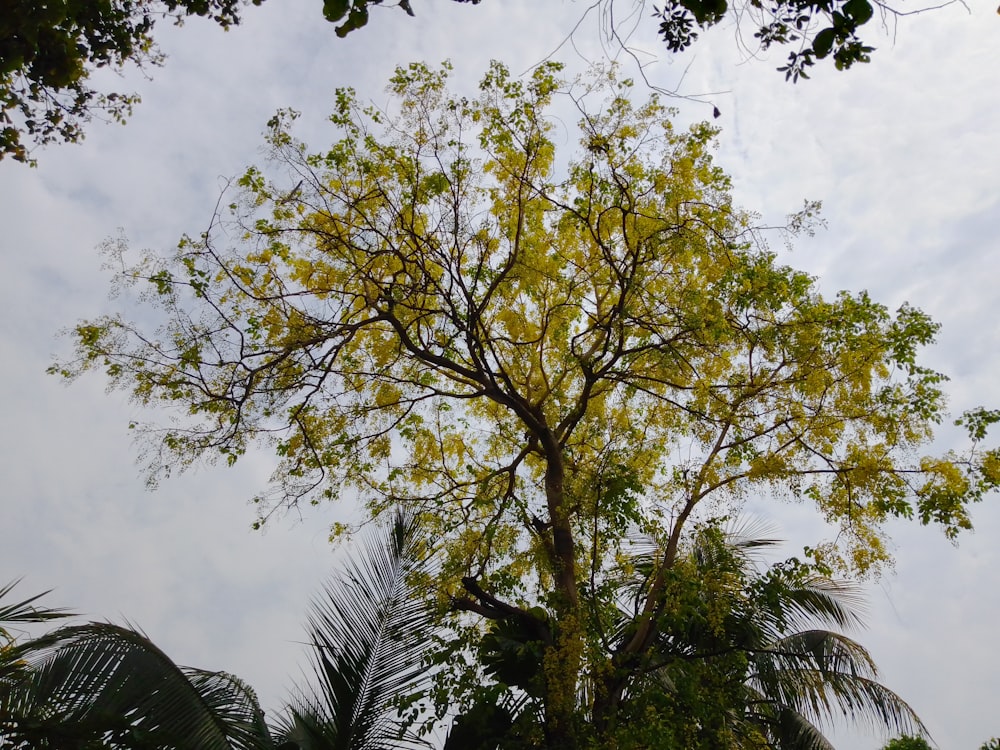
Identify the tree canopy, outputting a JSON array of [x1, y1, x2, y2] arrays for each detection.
[[881, 735, 933, 750], [52, 60, 999, 748]]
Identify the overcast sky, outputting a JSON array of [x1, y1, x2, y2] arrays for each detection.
[[1, 1, 999, 747]]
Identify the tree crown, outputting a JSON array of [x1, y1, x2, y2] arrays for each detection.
[[54, 61, 998, 588]]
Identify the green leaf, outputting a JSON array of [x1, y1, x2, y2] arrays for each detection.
[[843, 0, 874, 24], [322, 0, 350, 22], [680, 0, 728, 24], [812, 27, 837, 59], [334, 5, 370, 37]]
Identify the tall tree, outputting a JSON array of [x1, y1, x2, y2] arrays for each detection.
[[51, 61, 1000, 748]]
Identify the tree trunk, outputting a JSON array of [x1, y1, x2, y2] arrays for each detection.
[[540, 430, 583, 749]]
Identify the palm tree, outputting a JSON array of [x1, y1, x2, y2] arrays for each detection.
[[449, 521, 928, 749], [617, 522, 928, 749], [0, 509, 436, 750]]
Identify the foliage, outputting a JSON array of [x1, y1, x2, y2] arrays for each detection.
[[0, 511, 434, 750], [0, 580, 73, 642], [651, 0, 885, 80], [273, 507, 436, 750], [980, 739, 1000, 750], [52, 60, 999, 747], [453, 521, 927, 749], [0, 580, 74, 689], [320, 0, 481, 38], [0, 621, 272, 749], [881, 735, 933, 749], [0, 0, 263, 164]]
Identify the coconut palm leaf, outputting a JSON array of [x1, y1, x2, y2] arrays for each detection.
[[741, 691, 837, 750], [1, 579, 76, 720], [747, 629, 925, 739], [1, 579, 75, 682], [0, 580, 74, 632], [766, 576, 866, 633], [616, 522, 928, 749], [0, 622, 273, 749], [275, 508, 435, 750]]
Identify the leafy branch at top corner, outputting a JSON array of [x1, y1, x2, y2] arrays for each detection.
[[653, 0, 897, 81]]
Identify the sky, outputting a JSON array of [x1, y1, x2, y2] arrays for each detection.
[[1, 0, 999, 747]]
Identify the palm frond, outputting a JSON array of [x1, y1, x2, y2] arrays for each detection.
[[1, 622, 273, 749], [747, 702, 838, 750], [0, 579, 74, 635], [277, 508, 435, 750], [184, 667, 275, 748], [772, 577, 867, 633], [749, 630, 926, 738], [708, 517, 784, 567]]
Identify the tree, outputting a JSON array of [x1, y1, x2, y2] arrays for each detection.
[[980, 740, 1000, 750], [881, 735, 933, 750], [51, 60, 1000, 748]]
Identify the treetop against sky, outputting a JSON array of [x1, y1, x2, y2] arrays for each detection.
[[52, 60, 999, 599]]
